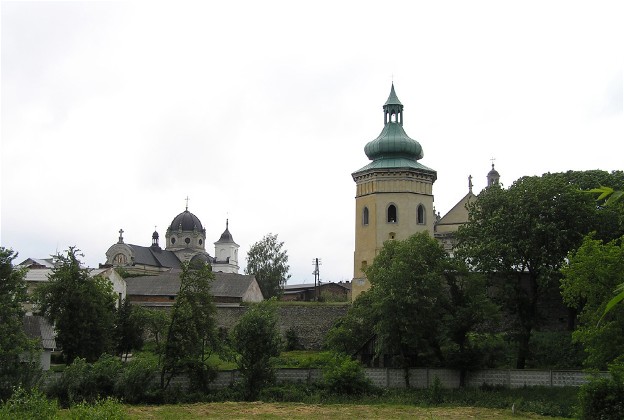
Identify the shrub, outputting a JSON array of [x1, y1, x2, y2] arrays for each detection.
[[425, 376, 444, 404], [115, 353, 160, 404], [322, 353, 371, 395], [284, 327, 302, 351], [47, 354, 123, 406], [0, 387, 58, 420], [577, 374, 624, 419]]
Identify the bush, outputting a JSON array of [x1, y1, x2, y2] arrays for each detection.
[[47, 354, 123, 406], [0, 387, 58, 420], [115, 353, 160, 404], [284, 327, 302, 351], [322, 353, 371, 395], [578, 374, 624, 419]]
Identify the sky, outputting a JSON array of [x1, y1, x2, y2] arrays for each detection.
[[1, 1, 622, 284]]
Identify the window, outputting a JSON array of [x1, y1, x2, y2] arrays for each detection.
[[387, 204, 397, 223], [171, 237, 176, 244], [417, 204, 425, 224], [199, 239, 203, 245], [389, 232, 396, 240], [363, 207, 369, 225], [185, 237, 191, 244], [361, 261, 367, 271]]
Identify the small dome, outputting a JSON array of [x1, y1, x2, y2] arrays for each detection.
[[488, 163, 500, 177], [189, 253, 213, 269], [216, 219, 235, 243], [152, 230, 159, 240], [169, 210, 204, 232]]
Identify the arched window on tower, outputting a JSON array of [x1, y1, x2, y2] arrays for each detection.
[[363, 207, 369, 225], [387, 204, 397, 223], [417, 204, 425, 225]]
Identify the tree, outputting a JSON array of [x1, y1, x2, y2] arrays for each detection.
[[114, 298, 144, 361], [161, 262, 218, 391], [442, 261, 500, 386], [366, 232, 450, 387], [231, 299, 282, 400], [455, 173, 606, 368], [132, 306, 169, 361], [245, 233, 290, 298], [324, 291, 377, 355], [561, 234, 624, 368], [34, 247, 116, 363], [0, 248, 39, 399]]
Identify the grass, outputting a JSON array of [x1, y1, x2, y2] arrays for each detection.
[[123, 402, 569, 419]]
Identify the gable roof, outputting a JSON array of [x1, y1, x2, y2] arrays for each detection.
[[23, 315, 56, 350], [127, 244, 182, 269], [125, 270, 261, 300]]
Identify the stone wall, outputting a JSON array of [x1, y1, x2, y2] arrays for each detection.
[[215, 304, 349, 350]]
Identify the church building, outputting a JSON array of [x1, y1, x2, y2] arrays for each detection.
[[104, 205, 239, 275], [351, 84, 502, 300]]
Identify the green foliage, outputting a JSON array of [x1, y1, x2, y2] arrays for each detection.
[[132, 307, 169, 359], [324, 292, 376, 355], [0, 387, 58, 420], [161, 262, 217, 391], [366, 232, 450, 378], [66, 398, 127, 420], [425, 376, 444, 404], [561, 235, 624, 368], [114, 299, 144, 361], [322, 353, 371, 395], [34, 248, 117, 363], [47, 355, 123, 407], [577, 368, 624, 420], [456, 173, 607, 368], [284, 327, 302, 351], [231, 299, 282, 400], [116, 353, 160, 404], [0, 248, 40, 399], [244, 233, 290, 298]]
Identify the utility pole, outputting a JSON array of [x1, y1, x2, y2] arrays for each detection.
[[312, 258, 321, 301]]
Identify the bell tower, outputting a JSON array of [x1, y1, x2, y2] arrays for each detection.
[[351, 84, 437, 299]]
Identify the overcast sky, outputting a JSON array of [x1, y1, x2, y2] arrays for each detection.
[[1, 1, 622, 284]]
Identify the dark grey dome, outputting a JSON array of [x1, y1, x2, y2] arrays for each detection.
[[169, 210, 204, 232], [189, 253, 213, 269]]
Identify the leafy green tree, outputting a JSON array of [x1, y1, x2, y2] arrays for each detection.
[[245, 233, 290, 298], [366, 232, 450, 387], [561, 234, 624, 368], [324, 291, 377, 355], [455, 173, 604, 368], [442, 262, 500, 386], [0, 248, 39, 399], [34, 247, 116, 364], [114, 298, 144, 361], [231, 299, 282, 400], [132, 306, 169, 360], [161, 262, 218, 391]]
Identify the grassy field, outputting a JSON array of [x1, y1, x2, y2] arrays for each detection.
[[123, 402, 569, 419]]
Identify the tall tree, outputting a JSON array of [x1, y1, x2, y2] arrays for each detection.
[[366, 232, 449, 387], [161, 262, 218, 391], [245, 233, 290, 298], [561, 234, 624, 369], [114, 298, 144, 361], [231, 299, 282, 400], [442, 261, 500, 386], [34, 247, 116, 363], [455, 173, 603, 368], [0, 248, 38, 398]]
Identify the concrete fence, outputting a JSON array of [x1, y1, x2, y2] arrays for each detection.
[[44, 367, 608, 390], [206, 368, 607, 389]]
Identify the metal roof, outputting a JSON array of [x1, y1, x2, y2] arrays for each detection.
[[127, 244, 183, 268], [126, 271, 259, 299], [23, 315, 56, 350]]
